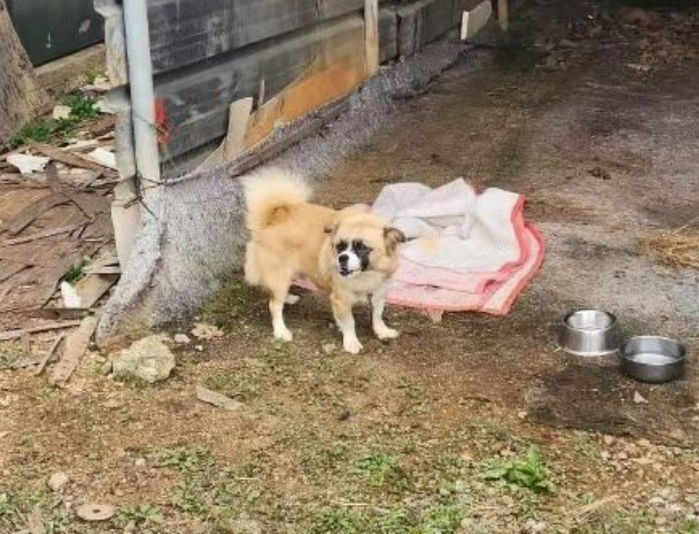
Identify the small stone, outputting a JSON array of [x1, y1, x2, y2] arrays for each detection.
[[174, 333, 191, 344], [322, 343, 337, 355], [525, 519, 547, 533], [603, 435, 614, 445], [75, 503, 115, 522], [104, 398, 122, 409], [195, 345, 204, 352], [634, 391, 648, 404], [517, 410, 527, 419], [639, 438, 651, 448], [111, 335, 175, 383], [134, 458, 146, 468], [191, 322, 223, 340], [48, 472, 70, 492], [99, 361, 113, 375]]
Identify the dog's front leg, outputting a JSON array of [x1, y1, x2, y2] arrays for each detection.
[[331, 293, 362, 354], [371, 284, 399, 340]]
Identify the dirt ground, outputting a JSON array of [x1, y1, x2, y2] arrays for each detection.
[[2, 1, 699, 533]]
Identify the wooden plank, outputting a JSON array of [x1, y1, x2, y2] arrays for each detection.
[[365, 0, 380, 75], [497, 0, 509, 31], [28, 141, 105, 171], [1, 225, 78, 246], [0, 320, 82, 341], [1, 194, 69, 236], [48, 315, 97, 386], [397, 0, 457, 58], [34, 333, 66, 376], [379, 7, 399, 63], [156, 15, 366, 162], [147, 0, 364, 74]]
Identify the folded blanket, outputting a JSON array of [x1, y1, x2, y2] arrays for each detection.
[[374, 179, 545, 316]]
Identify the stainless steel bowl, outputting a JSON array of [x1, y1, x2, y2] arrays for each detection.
[[558, 309, 621, 357], [621, 336, 686, 383]]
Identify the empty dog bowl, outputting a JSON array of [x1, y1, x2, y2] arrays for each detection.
[[621, 336, 686, 383], [559, 309, 621, 357]]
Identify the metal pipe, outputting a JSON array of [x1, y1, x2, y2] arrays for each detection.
[[122, 0, 160, 184]]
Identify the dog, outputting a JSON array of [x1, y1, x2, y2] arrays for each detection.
[[243, 168, 405, 354]]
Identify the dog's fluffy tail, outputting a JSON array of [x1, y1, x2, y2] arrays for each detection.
[[243, 167, 311, 233]]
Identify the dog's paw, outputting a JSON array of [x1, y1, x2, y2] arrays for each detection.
[[284, 294, 301, 305], [374, 325, 400, 340], [343, 337, 363, 355], [273, 327, 293, 342]]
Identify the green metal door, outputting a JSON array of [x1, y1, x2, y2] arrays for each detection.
[[7, 0, 104, 66]]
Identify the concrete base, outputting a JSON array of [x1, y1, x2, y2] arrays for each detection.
[[35, 44, 106, 100]]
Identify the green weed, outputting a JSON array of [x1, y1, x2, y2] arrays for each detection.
[[422, 503, 465, 534], [62, 258, 91, 284], [482, 446, 554, 494], [155, 447, 213, 473], [308, 506, 366, 534], [119, 503, 162, 525], [352, 453, 408, 490], [64, 93, 102, 120]]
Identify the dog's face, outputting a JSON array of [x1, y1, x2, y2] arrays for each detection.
[[327, 212, 405, 278]]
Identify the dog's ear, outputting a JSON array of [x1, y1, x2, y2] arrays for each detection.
[[384, 227, 406, 251], [324, 221, 338, 235]]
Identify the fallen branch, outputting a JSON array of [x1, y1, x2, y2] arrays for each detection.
[[48, 315, 97, 386]]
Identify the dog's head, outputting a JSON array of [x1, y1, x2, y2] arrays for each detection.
[[326, 210, 405, 278]]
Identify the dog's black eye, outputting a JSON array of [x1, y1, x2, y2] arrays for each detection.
[[352, 240, 370, 253], [335, 240, 347, 253]]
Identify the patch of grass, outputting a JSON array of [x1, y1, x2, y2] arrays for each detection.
[[675, 520, 699, 534], [201, 277, 260, 329], [155, 446, 213, 473], [482, 446, 554, 494], [422, 503, 465, 534], [64, 92, 102, 120], [378, 508, 415, 533], [119, 503, 162, 525], [205, 371, 259, 401], [307, 506, 367, 534], [0, 490, 51, 531], [352, 453, 409, 491], [9, 93, 103, 148], [62, 258, 91, 284], [0, 343, 23, 370]]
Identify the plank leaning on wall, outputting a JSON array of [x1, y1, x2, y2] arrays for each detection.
[[365, 0, 379, 75]]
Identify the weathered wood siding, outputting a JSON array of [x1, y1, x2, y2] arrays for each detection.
[[101, 0, 471, 175]]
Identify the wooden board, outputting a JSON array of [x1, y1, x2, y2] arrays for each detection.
[[365, 0, 380, 75], [156, 15, 368, 161], [147, 0, 364, 74]]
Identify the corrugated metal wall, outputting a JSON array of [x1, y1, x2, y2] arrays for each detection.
[[100, 0, 471, 178]]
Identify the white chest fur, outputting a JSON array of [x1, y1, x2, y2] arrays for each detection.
[[337, 271, 388, 301]]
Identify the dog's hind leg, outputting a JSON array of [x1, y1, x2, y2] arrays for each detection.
[[268, 275, 294, 342], [284, 294, 300, 305], [244, 242, 260, 285]]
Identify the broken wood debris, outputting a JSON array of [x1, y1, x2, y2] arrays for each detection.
[[34, 333, 66, 375], [48, 315, 98, 386], [27, 141, 105, 171], [0, 320, 82, 341], [1, 224, 79, 246]]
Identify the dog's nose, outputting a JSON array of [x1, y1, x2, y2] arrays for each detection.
[[338, 253, 349, 266]]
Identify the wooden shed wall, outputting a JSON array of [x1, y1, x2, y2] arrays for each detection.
[[103, 0, 472, 175]]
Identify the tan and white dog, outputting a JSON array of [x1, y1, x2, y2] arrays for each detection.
[[243, 168, 405, 354]]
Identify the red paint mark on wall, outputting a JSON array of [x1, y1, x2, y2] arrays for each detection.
[[154, 99, 171, 144]]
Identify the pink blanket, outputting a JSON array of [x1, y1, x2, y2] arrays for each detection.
[[373, 179, 545, 316], [296, 179, 545, 317]]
